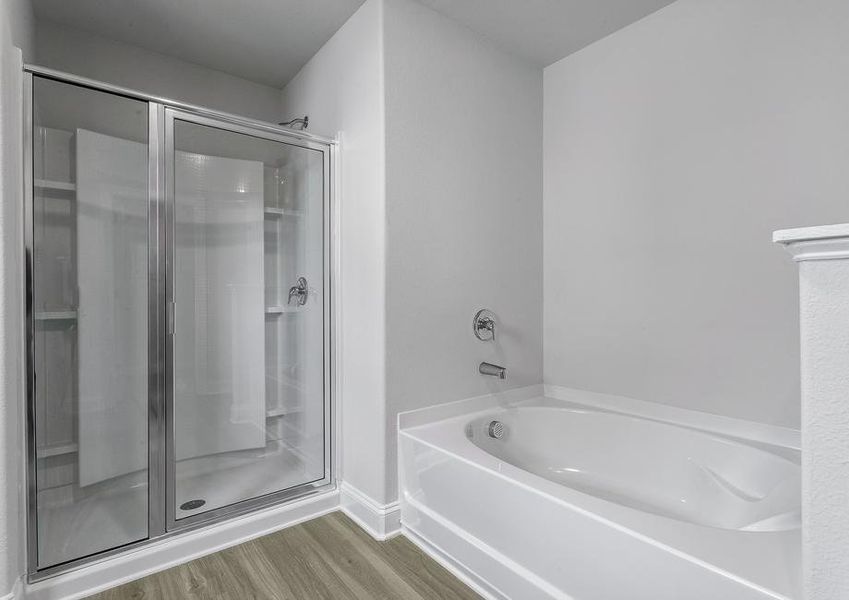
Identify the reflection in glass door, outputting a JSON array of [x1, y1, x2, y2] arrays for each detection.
[[166, 113, 329, 524], [29, 76, 150, 569]]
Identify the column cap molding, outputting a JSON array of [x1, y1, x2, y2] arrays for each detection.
[[774, 223, 849, 262]]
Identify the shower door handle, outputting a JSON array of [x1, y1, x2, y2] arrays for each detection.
[[167, 301, 175, 334]]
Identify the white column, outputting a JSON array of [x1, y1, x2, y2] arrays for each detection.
[[775, 223, 849, 599]]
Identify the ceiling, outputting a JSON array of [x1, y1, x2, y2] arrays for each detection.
[[31, 0, 365, 88], [32, 0, 676, 89], [416, 0, 676, 67]]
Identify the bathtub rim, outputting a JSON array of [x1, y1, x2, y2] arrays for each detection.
[[397, 386, 801, 599], [398, 384, 800, 454]]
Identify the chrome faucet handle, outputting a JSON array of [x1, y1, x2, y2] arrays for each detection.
[[480, 317, 495, 340], [473, 308, 496, 341], [287, 276, 309, 306]]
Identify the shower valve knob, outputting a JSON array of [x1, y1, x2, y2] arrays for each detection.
[[473, 308, 497, 341]]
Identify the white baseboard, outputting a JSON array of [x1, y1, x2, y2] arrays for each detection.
[[340, 482, 400, 541], [24, 489, 340, 600], [0, 578, 23, 600]]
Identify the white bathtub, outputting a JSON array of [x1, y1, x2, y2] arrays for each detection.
[[399, 392, 800, 600]]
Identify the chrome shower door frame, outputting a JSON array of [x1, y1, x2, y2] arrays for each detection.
[[162, 107, 334, 533], [23, 71, 166, 580], [23, 65, 335, 581]]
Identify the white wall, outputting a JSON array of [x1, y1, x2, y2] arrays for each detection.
[[0, 0, 33, 595], [280, 0, 389, 504], [3, 0, 33, 61], [35, 21, 283, 122], [282, 0, 543, 508], [543, 0, 849, 429], [383, 0, 542, 495]]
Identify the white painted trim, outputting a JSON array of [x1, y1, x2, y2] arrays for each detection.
[[776, 238, 849, 262], [774, 223, 849, 262], [2, 44, 26, 600], [332, 132, 344, 488], [544, 384, 800, 451], [773, 223, 849, 244], [340, 482, 400, 541], [0, 578, 23, 600], [23, 490, 340, 600]]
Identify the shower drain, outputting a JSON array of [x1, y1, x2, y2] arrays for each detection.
[[180, 499, 206, 511]]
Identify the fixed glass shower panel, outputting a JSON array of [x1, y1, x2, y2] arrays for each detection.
[[169, 116, 327, 522], [30, 77, 150, 568]]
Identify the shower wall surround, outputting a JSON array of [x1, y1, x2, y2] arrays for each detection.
[[76, 130, 149, 486], [172, 150, 266, 463]]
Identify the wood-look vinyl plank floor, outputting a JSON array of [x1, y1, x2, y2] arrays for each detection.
[[87, 512, 481, 600]]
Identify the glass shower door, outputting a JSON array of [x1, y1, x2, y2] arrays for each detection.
[[166, 112, 329, 525], [26, 69, 334, 577], [29, 76, 151, 569]]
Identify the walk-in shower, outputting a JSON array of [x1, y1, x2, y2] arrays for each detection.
[[24, 67, 334, 579]]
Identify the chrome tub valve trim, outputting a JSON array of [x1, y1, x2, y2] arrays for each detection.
[[473, 308, 497, 341]]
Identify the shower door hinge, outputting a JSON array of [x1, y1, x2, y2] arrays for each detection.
[[167, 301, 175, 335]]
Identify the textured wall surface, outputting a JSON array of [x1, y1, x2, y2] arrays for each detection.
[[544, 0, 849, 428], [797, 256, 849, 598]]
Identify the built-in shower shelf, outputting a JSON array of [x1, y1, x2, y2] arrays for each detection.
[[265, 305, 305, 315], [36, 443, 78, 459], [35, 310, 78, 321], [35, 179, 76, 192], [264, 207, 304, 218], [265, 407, 303, 419]]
